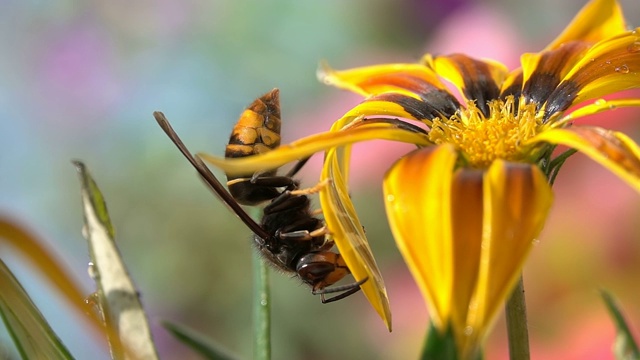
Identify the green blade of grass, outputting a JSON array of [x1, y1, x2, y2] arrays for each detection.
[[161, 320, 240, 360], [0, 258, 74, 360], [251, 206, 271, 360], [74, 160, 158, 360], [253, 248, 270, 360], [601, 290, 640, 360]]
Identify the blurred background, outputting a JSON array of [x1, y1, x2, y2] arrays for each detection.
[[1, 0, 640, 359]]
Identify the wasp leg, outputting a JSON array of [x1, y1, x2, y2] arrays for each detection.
[[297, 251, 367, 303], [308, 226, 328, 238], [249, 172, 297, 189], [290, 179, 330, 196], [227, 175, 296, 189], [314, 277, 369, 304], [283, 156, 311, 178], [310, 208, 323, 216], [278, 225, 328, 242], [263, 189, 310, 214]]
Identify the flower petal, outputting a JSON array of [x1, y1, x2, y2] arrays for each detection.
[[529, 126, 640, 193], [466, 161, 553, 351], [333, 96, 447, 125], [426, 54, 508, 116], [520, 42, 591, 107], [553, 98, 640, 127], [544, 29, 640, 117], [383, 144, 458, 331], [499, 70, 524, 99], [350, 93, 460, 122], [318, 61, 448, 98], [449, 168, 484, 340], [544, 0, 626, 51], [199, 122, 430, 176], [423, 54, 507, 116], [320, 146, 392, 330]]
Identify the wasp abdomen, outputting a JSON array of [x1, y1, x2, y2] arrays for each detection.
[[225, 88, 281, 159], [225, 88, 292, 205]]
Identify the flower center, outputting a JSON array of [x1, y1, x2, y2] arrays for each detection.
[[427, 96, 542, 168]]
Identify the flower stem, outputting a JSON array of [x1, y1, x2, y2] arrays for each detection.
[[252, 208, 271, 360], [505, 275, 530, 360]]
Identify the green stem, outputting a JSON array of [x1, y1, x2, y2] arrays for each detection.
[[505, 275, 530, 360], [251, 208, 271, 360]]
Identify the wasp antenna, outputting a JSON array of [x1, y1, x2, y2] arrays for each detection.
[[193, 156, 272, 239], [153, 111, 270, 240]]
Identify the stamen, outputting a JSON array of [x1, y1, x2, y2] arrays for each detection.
[[428, 96, 543, 168]]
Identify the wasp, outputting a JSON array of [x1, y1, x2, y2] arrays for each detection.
[[153, 89, 364, 303], [223, 88, 307, 206]]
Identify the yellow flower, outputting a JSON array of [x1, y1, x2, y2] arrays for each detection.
[[201, 0, 640, 355]]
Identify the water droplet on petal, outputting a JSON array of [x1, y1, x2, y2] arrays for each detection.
[[615, 65, 630, 74], [532, 238, 540, 246], [84, 292, 101, 312], [464, 326, 474, 336], [595, 99, 607, 106], [386, 194, 395, 202], [87, 261, 99, 280], [628, 41, 640, 53]]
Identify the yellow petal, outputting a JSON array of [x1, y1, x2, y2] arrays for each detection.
[[449, 168, 484, 340], [199, 123, 430, 176], [383, 144, 458, 331], [545, 29, 640, 114], [320, 147, 392, 330], [553, 98, 640, 127], [0, 217, 88, 314], [465, 161, 553, 353], [318, 60, 447, 98], [529, 126, 640, 193], [545, 0, 626, 51], [520, 42, 591, 105], [331, 99, 427, 128], [427, 54, 508, 114]]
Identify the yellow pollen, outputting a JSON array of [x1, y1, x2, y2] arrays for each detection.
[[427, 96, 542, 168]]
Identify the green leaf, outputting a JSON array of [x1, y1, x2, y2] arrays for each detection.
[[601, 290, 640, 360], [74, 160, 159, 359], [420, 322, 484, 360], [161, 320, 240, 360], [0, 258, 74, 360], [421, 322, 458, 360]]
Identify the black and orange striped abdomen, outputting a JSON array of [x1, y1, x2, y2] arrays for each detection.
[[225, 88, 281, 159], [225, 88, 284, 205]]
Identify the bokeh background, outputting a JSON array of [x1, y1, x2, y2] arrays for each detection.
[[1, 0, 640, 359]]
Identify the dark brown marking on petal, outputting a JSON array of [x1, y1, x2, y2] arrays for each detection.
[[522, 42, 589, 110], [545, 34, 640, 121], [369, 92, 460, 120], [360, 73, 461, 116], [500, 72, 524, 101], [447, 54, 501, 117], [571, 126, 640, 177], [541, 80, 580, 121]]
